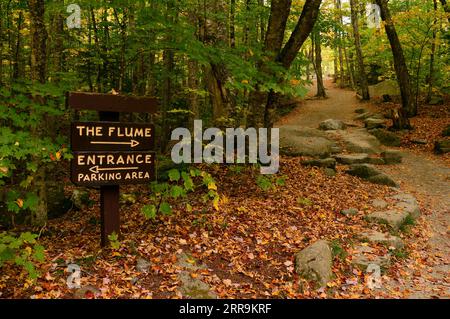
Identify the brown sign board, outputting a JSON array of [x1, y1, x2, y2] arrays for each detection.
[[71, 151, 156, 187], [66, 92, 159, 114], [71, 122, 155, 151]]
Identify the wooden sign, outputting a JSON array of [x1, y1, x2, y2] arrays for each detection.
[[71, 151, 156, 187], [67, 92, 159, 113], [67, 91, 159, 247], [71, 122, 155, 151]]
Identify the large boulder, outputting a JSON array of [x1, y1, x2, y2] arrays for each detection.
[[280, 126, 336, 158], [319, 119, 347, 131], [295, 240, 333, 288], [369, 129, 401, 147], [368, 80, 400, 99]]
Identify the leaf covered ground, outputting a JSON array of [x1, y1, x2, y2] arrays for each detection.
[[1, 156, 441, 299]]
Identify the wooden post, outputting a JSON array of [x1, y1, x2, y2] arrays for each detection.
[[99, 111, 120, 247]]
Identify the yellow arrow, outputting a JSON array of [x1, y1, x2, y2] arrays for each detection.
[[89, 166, 139, 174], [90, 140, 140, 148]]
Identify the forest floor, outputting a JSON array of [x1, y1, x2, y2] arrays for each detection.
[[1, 80, 449, 299], [278, 79, 450, 298]]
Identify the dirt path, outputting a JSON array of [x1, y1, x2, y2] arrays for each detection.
[[280, 79, 450, 298]]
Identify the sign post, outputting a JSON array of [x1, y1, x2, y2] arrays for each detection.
[[67, 92, 158, 247]]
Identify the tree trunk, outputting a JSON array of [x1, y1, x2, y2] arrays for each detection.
[[376, 0, 416, 121], [12, 11, 23, 80], [230, 0, 236, 48], [427, 0, 438, 103], [29, 0, 48, 227], [350, 0, 370, 100], [263, 0, 322, 128], [29, 0, 47, 83], [336, 0, 345, 87], [312, 32, 326, 98]]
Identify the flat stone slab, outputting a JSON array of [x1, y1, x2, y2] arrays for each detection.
[[341, 130, 382, 154], [280, 126, 336, 157], [351, 245, 391, 270], [371, 199, 388, 209], [341, 208, 359, 216], [367, 210, 409, 230], [388, 193, 420, 219], [382, 150, 403, 164], [366, 173, 399, 187], [359, 230, 404, 249], [334, 153, 370, 164]]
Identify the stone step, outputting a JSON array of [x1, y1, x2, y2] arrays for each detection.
[[358, 229, 404, 249], [366, 210, 409, 230], [350, 245, 391, 270]]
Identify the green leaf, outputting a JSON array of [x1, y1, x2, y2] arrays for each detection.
[[160, 202, 172, 215], [168, 169, 180, 182], [142, 205, 157, 220], [171, 185, 186, 199]]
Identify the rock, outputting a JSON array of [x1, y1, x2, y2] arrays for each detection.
[[389, 193, 418, 205], [412, 139, 428, 145], [47, 181, 71, 219], [391, 195, 420, 219], [367, 174, 399, 187], [369, 129, 401, 147], [368, 80, 400, 98], [355, 108, 368, 114], [324, 168, 337, 177], [367, 157, 386, 165], [280, 126, 336, 158], [178, 272, 217, 299], [71, 189, 90, 210], [342, 130, 381, 154], [334, 153, 370, 165], [351, 245, 391, 270], [359, 230, 404, 249], [434, 140, 450, 154], [301, 158, 336, 169], [177, 253, 216, 299], [355, 112, 373, 120], [366, 210, 409, 230], [136, 257, 151, 273], [371, 199, 388, 210], [319, 119, 347, 131], [443, 125, 450, 137], [341, 208, 358, 216], [330, 145, 343, 154], [346, 164, 381, 179], [295, 240, 333, 288], [381, 150, 403, 164], [364, 118, 387, 130], [428, 95, 444, 105], [394, 202, 420, 219]]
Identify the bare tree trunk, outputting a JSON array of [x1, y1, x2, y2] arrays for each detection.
[[312, 32, 326, 98], [230, 0, 236, 48], [29, 0, 48, 227], [350, 0, 370, 100], [12, 11, 23, 80], [376, 0, 415, 124], [336, 0, 345, 87], [29, 0, 47, 83], [426, 0, 438, 103]]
